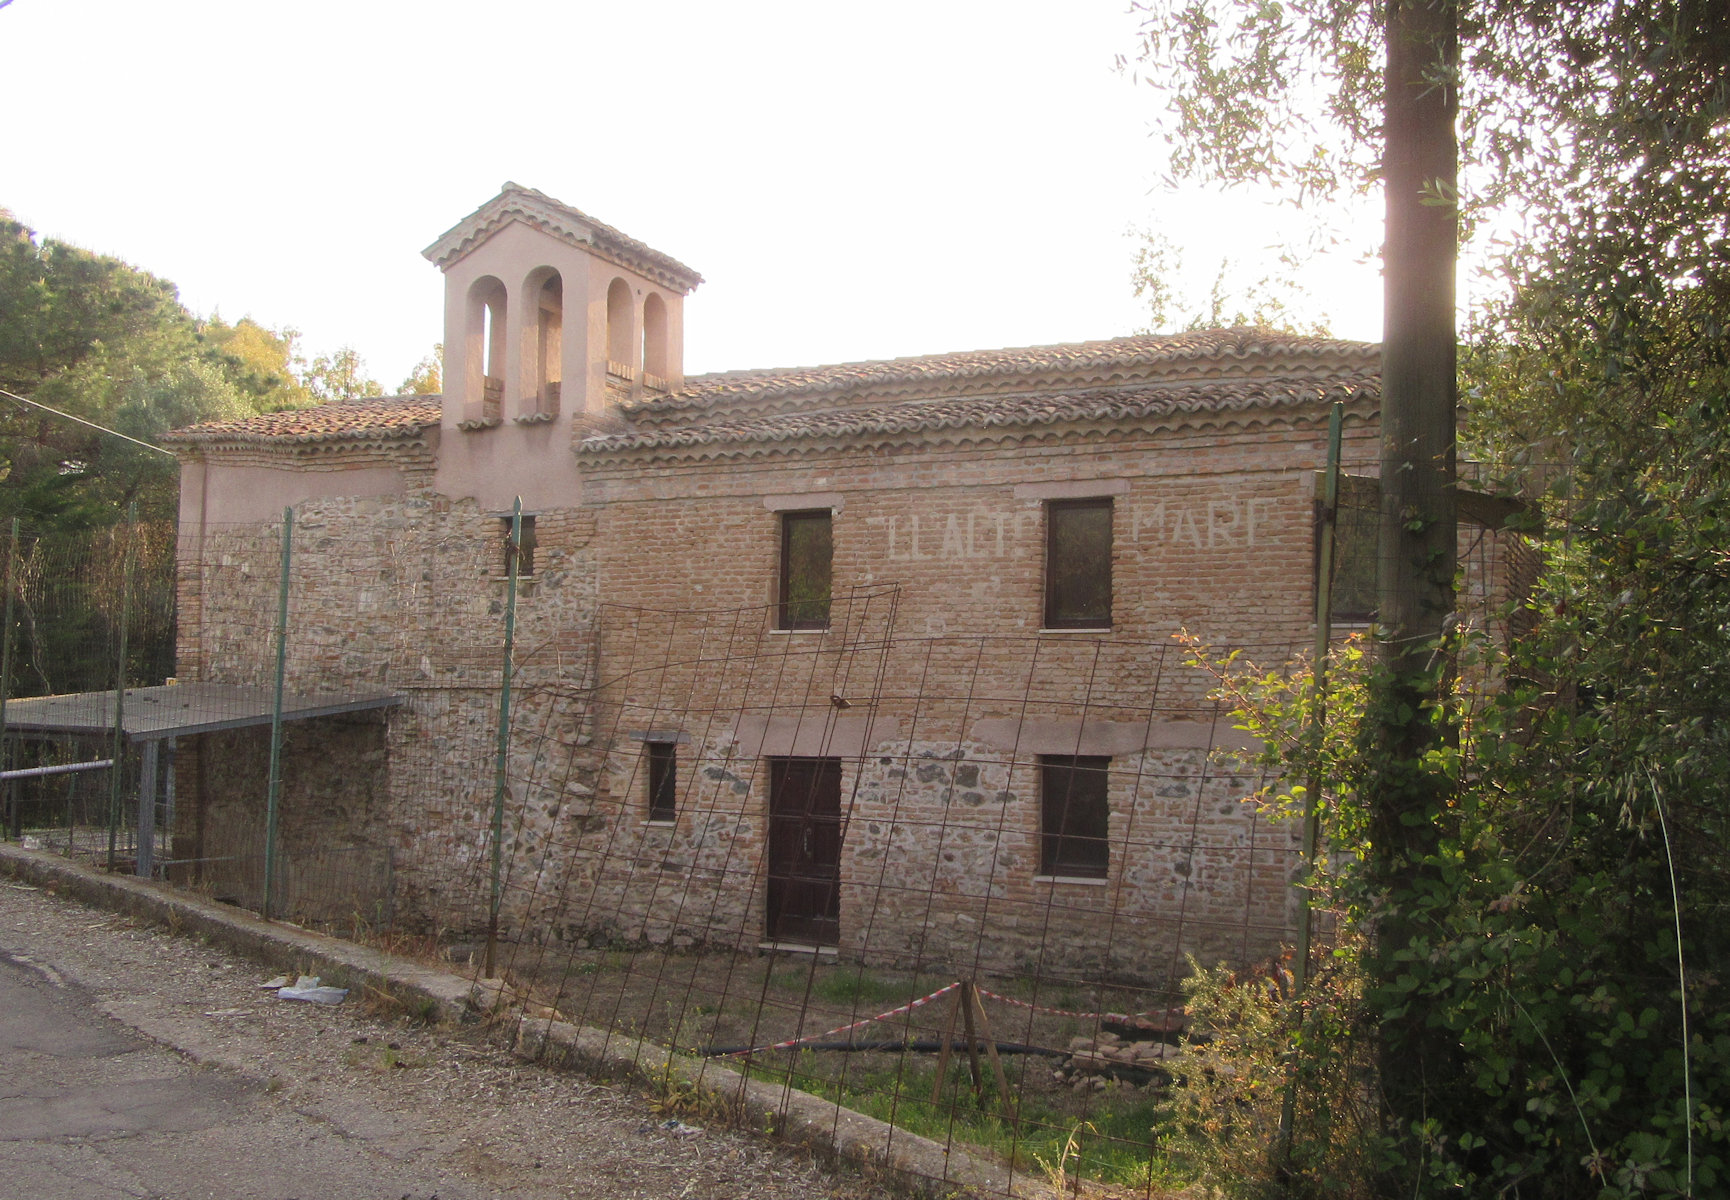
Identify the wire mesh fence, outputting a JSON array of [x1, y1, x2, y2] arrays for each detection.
[[0, 485, 1534, 1197]]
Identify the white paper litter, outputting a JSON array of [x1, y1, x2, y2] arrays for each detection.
[[276, 974, 348, 1005]]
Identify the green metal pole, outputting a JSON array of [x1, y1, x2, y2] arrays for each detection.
[[107, 504, 137, 872], [1298, 401, 1343, 987], [262, 507, 293, 920], [484, 497, 522, 978], [0, 519, 16, 841], [1278, 401, 1345, 1164]]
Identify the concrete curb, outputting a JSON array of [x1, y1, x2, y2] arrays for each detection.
[[0, 844, 1032, 1198], [0, 844, 471, 1019], [516, 1016, 1026, 1197]]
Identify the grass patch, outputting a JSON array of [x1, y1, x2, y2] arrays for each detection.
[[770, 964, 944, 1010], [745, 1051, 1178, 1189]]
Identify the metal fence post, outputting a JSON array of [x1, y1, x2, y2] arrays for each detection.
[[263, 506, 293, 920], [106, 503, 137, 872], [1278, 400, 1344, 1161], [0, 519, 15, 841], [484, 496, 522, 978]]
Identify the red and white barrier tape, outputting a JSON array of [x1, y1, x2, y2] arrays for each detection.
[[721, 980, 961, 1057]]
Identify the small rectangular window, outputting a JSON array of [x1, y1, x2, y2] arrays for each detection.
[[501, 514, 536, 577], [1044, 499, 1112, 628], [778, 510, 832, 630], [646, 741, 677, 822], [1040, 755, 1109, 879]]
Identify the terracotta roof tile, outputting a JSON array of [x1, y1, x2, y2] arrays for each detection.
[[168, 330, 1377, 453], [167, 396, 441, 447], [627, 328, 1377, 421], [581, 375, 1377, 457]]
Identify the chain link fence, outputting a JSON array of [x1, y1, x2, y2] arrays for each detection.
[[0, 486, 1532, 1197]]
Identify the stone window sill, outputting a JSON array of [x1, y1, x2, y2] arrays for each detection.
[[1038, 628, 1111, 636], [640, 820, 676, 829], [767, 628, 829, 636], [1033, 874, 1109, 887]]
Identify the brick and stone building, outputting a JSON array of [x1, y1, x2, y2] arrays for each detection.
[[166, 184, 1423, 980]]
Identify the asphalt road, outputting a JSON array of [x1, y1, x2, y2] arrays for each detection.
[[0, 881, 893, 1200], [0, 934, 509, 1200]]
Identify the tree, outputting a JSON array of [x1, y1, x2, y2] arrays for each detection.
[[301, 346, 382, 403], [1127, 2, 1730, 1194], [398, 343, 442, 396], [0, 211, 217, 527], [1131, 231, 1331, 335], [396, 342, 442, 394], [198, 315, 311, 411], [1361, 3, 1463, 1175]]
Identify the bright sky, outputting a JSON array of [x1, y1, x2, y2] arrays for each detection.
[[3, 0, 1383, 387]]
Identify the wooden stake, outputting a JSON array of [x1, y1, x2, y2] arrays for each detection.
[[960, 980, 985, 1101], [931, 984, 962, 1104], [967, 982, 1011, 1105]]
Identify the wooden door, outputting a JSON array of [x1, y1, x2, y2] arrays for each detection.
[[766, 757, 841, 946]]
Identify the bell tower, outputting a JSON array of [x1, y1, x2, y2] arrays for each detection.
[[422, 183, 703, 428], [418, 185, 702, 509]]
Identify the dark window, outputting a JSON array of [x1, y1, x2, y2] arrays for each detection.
[[778, 510, 832, 630], [1318, 488, 1376, 623], [646, 741, 676, 822], [501, 514, 536, 577], [1040, 755, 1109, 878], [1044, 499, 1112, 628]]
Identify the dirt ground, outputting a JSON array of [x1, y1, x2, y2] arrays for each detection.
[[0, 879, 905, 1200]]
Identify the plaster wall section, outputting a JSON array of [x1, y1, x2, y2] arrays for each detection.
[[434, 221, 687, 511]]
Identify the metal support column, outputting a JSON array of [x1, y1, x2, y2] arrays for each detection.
[[484, 496, 523, 979], [0, 519, 16, 842], [1277, 400, 1344, 1161], [106, 503, 137, 873], [135, 739, 159, 878], [263, 507, 293, 920]]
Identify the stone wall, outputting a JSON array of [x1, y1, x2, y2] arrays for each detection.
[[187, 715, 392, 925], [178, 488, 603, 938]]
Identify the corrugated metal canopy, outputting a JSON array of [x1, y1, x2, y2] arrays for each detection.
[[0, 682, 402, 742]]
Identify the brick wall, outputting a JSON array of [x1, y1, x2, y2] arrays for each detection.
[[173, 402, 1531, 983]]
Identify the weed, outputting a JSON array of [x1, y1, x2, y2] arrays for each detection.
[[1034, 1120, 1093, 1193], [342, 1043, 427, 1072]]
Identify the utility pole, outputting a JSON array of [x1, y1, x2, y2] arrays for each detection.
[[1370, 0, 1461, 1168]]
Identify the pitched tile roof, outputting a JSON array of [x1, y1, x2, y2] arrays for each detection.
[[166, 396, 441, 447], [627, 328, 1377, 423], [422, 183, 703, 293], [580, 376, 1376, 457], [166, 329, 1378, 456], [582, 328, 1379, 456]]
